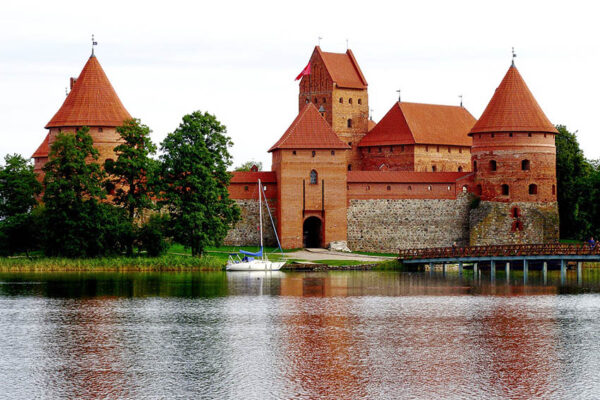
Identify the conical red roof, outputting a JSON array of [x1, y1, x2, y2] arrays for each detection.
[[31, 132, 50, 158], [470, 65, 557, 134], [268, 103, 351, 152], [45, 55, 131, 128]]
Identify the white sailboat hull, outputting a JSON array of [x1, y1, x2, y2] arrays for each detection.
[[226, 260, 286, 271]]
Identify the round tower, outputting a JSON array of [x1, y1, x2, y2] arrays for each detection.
[[469, 61, 559, 245], [33, 52, 131, 179]]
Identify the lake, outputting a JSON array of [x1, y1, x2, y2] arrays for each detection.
[[1, 269, 600, 399]]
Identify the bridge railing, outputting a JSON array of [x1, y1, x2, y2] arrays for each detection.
[[398, 243, 600, 260]]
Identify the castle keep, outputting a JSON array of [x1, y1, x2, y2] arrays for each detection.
[[33, 47, 559, 253]]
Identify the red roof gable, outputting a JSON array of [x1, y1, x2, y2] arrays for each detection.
[[230, 171, 277, 183], [269, 103, 351, 152], [359, 102, 475, 147], [45, 55, 131, 128], [317, 47, 367, 89], [348, 171, 471, 184], [31, 132, 50, 158], [470, 65, 557, 134]]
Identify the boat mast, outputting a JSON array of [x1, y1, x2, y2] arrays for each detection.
[[258, 179, 263, 256]]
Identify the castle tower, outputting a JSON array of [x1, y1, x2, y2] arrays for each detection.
[[297, 46, 368, 171], [469, 62, 559, 245], [32, 53, 131, 179], [269, 103, 350, 249]]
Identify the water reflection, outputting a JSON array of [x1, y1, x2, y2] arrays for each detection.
[[2, 270, 600, 399]]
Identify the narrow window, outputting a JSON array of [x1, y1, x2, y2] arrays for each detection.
[[339, 98, 343, 103], [479, 134, 482, 139], [408, 185, 412, 190], [387, 185, 391, 191], [491, 133, 495, 138], [432, 165, 437, 172], [436, 146, 440, 152], [447, 186, 451, 191], [348, 164, 352, 171], [529, 184, 538, 195], [347, 119, 352, 128], [528, 133, 532, 137], [428, 185, 432, 191], [98, 127, 103, 132], [401, 145, 405, 152], [331, 150, 335, 156], [522, 159, 530, 170], [458, 166, 463, 172], [368, 147, 371, 153], [490, 160, 497, 171], [509, 132, 513, 137], [426, 145, 429, 152], [312, 150, 316, 157], [502, 184, 509, 196], [349, 98, 353, 104], [544, 133, 547, 138], [448, 147, 451, 153], [459, 148, 462, 154], [390, 146, 394, 153], [310, 170, 318, 184], [378, 147, 382, 153], [58, 128, 62, 133], [244, 186, 249, 191], [552, 184, 556, 195], [366, 185, 370, 191], [358, 99, 362, 105], [292, 150, 297, 155], [474, 161, 478, 172]]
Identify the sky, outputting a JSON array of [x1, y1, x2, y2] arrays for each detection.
[[1, 0, 598, 170]]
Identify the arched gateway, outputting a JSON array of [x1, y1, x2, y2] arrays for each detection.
[[303, 217, 322, 248]]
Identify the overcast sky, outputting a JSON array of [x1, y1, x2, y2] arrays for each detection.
[[1, 0, 598, 170]]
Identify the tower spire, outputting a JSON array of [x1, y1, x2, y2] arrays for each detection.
[[91, 34, 98, 57], [396, 89, 401, 102], [511, 47, 517, 67]]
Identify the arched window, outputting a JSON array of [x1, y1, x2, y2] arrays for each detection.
[[358, 98, 362, 105], [339, 97, 343, 103], [347, 119, 353, 128], [312, 150, 316, 157], [310, 170, 318, 184], [502, 184, 509, 196], [349, 98, 353, 104], [522, 159, 530, 170], [348, 164, 352, 171], [432, 165, 437, 172], [511, 207, 520, 218], [331, 150, 335, 156], [458, 166, 463, 172], [490, 160, 497, 171], [529, 184, 538, 195]]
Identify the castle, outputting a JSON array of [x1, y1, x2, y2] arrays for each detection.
[[32, 46, 560, 253]]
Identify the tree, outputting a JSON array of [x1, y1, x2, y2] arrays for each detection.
[[235, 160, 263, 172], [159, 111, 240, 256], [0, 154, 42, 255], [42, 127, 128, 257], [555, 125, 592, 239], [105, 118, 158, 255]]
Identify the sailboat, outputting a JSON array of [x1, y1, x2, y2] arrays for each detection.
[[226, 179, 286, 271]]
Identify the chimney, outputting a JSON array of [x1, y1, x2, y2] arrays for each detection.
[[70, 77, 77, 89]]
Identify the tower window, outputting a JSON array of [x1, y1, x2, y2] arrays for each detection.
[[378, 147, 382, 153], [528, 133, 532, 137], [426, 145, 429, 152], [428, 185, 432, 191], [436, 146, 440, 152], [408, 185, 412, 190], [331, 150, 335, 156], [491, 133, 495, 138], [292, 150, 297, 155], [339, 98, 343, 103], [349, 98, 353, 104], [432, 165, 437, 172], [387, 185, 391, 191], [358, 99, 362, 105], [474, 161, 478, 172], [552, 184, 556, 195], [458, 166, 463, 172], [310, 170, 318, 184], [390, 146, 394, 152], [502, 184, 509, 196], [244, 186, 249, 191], [529, 184, 538, 195], [348, 164, 352, 171], [490, 160, 497, 171], [512, 207, 520, 218], [98, 127, 103, 132], [347, 119, 353, 128], [522, 159, 530, 170], [459, 148, 462, 153], [312, 150, 316, 157], [509, 132, 513, 137], [401, 145, 405, 152], [366, 185, 370, 191], [448, 147, 451, 153]]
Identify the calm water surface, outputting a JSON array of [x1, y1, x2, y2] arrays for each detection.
[[1, 269, 600, 399]]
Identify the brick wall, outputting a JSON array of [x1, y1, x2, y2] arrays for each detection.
[[347, 193, 471, 252], [469, 201, 559, 245]]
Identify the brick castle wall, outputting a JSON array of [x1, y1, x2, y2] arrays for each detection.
[[346, 193, 471, 253], [469, 201, 559, 245]]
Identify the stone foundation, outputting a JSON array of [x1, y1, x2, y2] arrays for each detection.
[[346, 193, 471, 253], [469, 201, 559, 245], [224, 199, 278, 247]]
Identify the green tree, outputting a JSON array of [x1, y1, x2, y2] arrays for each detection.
[[555, 125, 591, 239], [159, 111, 240, 256], [0, 154, 42, 255], [105, 118, 158, 255], [42, 127, 128, 257], [235, 160, 263, 171]]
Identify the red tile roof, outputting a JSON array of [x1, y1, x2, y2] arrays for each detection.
[[45, 55, 131, 128], [268, 103, 351, 152], [230, 171, 277, 183], [348, 171, 472, 184], [317, 47, 367, 89], [31, 133, 50, 158], [359, 102, 475, 147], [470, 65, 558, 134], [367, 119, 376, 132]]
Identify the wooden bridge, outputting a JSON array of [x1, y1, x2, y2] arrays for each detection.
[[398, 243, 600, 283]]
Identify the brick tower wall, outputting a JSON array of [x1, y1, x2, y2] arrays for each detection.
[[360, 144, 471, 172]]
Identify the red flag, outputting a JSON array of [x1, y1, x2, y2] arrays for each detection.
[[295, 62, 311, 81]]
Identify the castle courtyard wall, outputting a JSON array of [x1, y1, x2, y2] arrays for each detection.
[[224, 199, 278, 247]]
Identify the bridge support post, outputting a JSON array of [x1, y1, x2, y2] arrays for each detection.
[[523, 259, 528, 284], [458, 261, 463, 277], [505, 262, 510, 283], [561, 259, 566, 284], [429, 262, 434, 276], [577, 261, 582, 285], [543, 261, 548, 285], [442, 263, 446, 277], [490, 260, 496, 283], [473, 263, 478, 280]]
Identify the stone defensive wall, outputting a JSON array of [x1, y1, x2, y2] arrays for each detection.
[[469, 201, 559, 246], [224, 172, 278, 247]]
